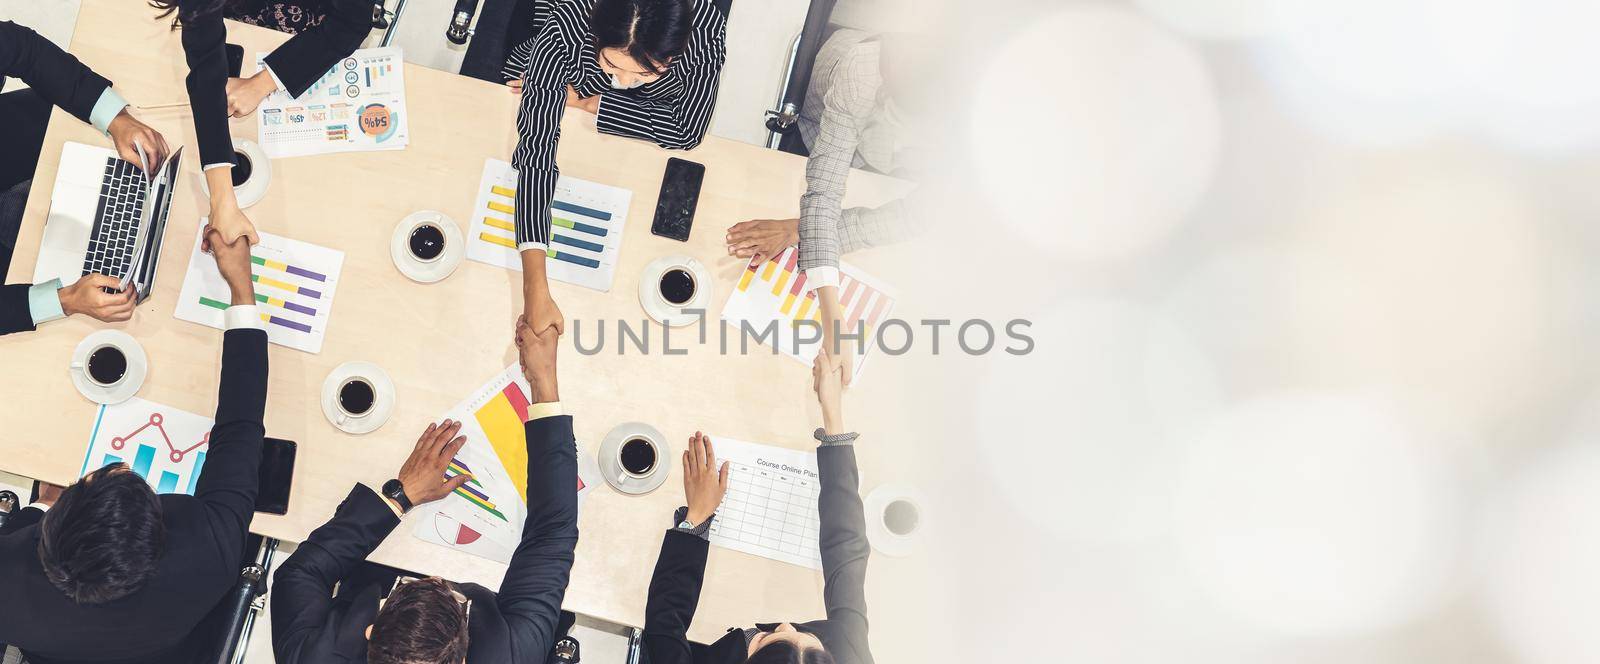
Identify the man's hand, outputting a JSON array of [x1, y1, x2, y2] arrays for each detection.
[[565, 85, 600, 114], [106, 110, 169, 177], [208, 196, 260, 246], [682, 432, 729, 525], [34, 482, 66, 508], [58, 274, 137, 322], [225, 72, 278, 118], [203, 224, 255, 305], [516, 315, 560, 403], [396, 420, 472, 507], [812, 353, 846, 435], [726, 218, 799, 262]]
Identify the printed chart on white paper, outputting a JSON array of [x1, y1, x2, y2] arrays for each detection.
[[465, 158, 633, 292], [706, 436, 822, 570], [174, 226, 346, 354], [79, 398, 213, 496], [255, 47, 410, 158]]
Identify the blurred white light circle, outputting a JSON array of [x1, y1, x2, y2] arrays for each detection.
[[1134, 0, 1314, 40], [1481, 442, 1600, 664], [976, 298, 1220, 543], [1174, 394, 1460, 637], [971, 5, 1219, 261]]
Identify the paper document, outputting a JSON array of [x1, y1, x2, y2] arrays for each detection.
[[465, 158, 633, 292], [79, 398, 213, 496], [705, 436, 823, 570], [255, 46, 410, 158], [173, 226, 346, 353]]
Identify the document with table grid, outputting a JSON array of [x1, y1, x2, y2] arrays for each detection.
[[707, 436, 823, 570]]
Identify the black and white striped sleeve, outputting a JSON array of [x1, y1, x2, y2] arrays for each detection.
[[593, 14, 725, 150], [509, 29, 571, 250]]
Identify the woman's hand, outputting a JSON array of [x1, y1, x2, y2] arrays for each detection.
[[225, 72, 278, 118], [726, 218, 798, 262], [682, 432, 729, 525]]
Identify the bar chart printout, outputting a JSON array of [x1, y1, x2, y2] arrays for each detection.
[[78, 398, 213, 496], [411, 364, 597, 563], [465, 158, 633, 292], [705, 436, 823, 570], [720, 246, 895, 382], [174, 226, 346, 354]]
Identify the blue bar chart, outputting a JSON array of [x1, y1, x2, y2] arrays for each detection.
[[79, 398, 213, 496]]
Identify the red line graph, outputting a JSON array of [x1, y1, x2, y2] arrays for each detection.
[[110, 412, 210, 463]]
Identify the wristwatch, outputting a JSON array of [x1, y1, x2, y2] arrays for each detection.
[[381, 479, 413, 513]]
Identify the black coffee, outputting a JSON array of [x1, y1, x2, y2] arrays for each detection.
[[409, 224, 445, 261], [231, 150, 252, 187], [620, 438, 657, 475], [884, 499, 919, 535], [339, 379, 375, 415], [659, 268, 696, 305], [87, 346, 127, 386]]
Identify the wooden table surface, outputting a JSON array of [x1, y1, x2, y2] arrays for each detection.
[[0, 0, 935, 656]]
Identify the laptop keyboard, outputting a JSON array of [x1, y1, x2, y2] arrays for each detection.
[[81, 157, 149, 286]]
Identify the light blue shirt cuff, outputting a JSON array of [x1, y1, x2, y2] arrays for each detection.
[[89, 88, 128, 136], [28, 279, 66, 327]]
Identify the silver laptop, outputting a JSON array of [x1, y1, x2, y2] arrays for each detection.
[[34, 142, 183, 303]]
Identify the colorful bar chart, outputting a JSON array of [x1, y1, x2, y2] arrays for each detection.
[[475, 382, 532, 501], [445, 457, 507, 521], [176, 228, 345, 353], [80, 399, 213, 497], [721, 250, 896, 382], [466, 158, 633, 292]]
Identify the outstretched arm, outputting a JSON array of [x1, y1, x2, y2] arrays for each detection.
[[810, 356, 872, 661]]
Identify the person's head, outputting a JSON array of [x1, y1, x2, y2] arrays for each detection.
[[746, 623, 833, 664], [37, 464, 165, 605], [148, 0, 233, 27], [589, 0, 695, 89], [367, 576, 471, 664]]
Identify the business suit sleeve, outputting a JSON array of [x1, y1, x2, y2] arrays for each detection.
[[0, 20, 112, 124], [271, 485, 402, 663], [639, 529, 710, 664], [509, 14, 573, 251], [0, 284, 37, 336], [813, 444, 873, 663], [192, 327, 268, 571], [497, 414, 580, 661], [261, 0, 369, 97], [178, 4, 236, 168]]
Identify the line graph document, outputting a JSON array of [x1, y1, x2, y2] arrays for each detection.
[[706, 436, 823, 570]]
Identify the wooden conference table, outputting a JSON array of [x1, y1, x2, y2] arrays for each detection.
[[0, 0, 924, 655]]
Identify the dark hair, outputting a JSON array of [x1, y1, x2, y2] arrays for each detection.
[[37, 465, 165, 605], [590, 0, 694, 75], [369, 577, 471, 664], [747, 640, 836, 664], [148, 0, 234, 27]]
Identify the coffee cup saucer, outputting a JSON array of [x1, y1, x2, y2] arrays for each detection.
[[638, 255, 713, 327], [196, 138, 270, 209], [391, 211, 464, 284], [598, 421, 671, 495], [320, 361, 395, 435], [70, 330, 147, 405], [864, 484, 927, 558]]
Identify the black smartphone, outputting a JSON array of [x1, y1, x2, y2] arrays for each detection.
[[226, 43, 245, 78], [651, 157, 705, 242], [256, 437, 296, 515]]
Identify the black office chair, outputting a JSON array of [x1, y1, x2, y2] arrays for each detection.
[[766, 0, 839, 155], [190, 535, 276, 664]]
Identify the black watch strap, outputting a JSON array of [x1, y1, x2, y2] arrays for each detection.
[[381, 479, 412, 512]]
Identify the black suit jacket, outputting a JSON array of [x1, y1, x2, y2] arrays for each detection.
[[641, 445, 874, 664], [271, 415, 580, 663], [0, 283, 40, 335], [0, 20, 112, 121], [0, 327, 268, 664], [176, 0, 370, 167]]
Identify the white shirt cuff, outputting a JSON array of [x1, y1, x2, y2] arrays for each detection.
[[224, 304, 264, 331], [203, 162, 234, 171], [89, 88, 129, 136], [28, 279, 67, 326], [517, 242, 550, 253], [804, 266, 840, 292], [25, 502, 50, 514], [262, 64, 287, 94]]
